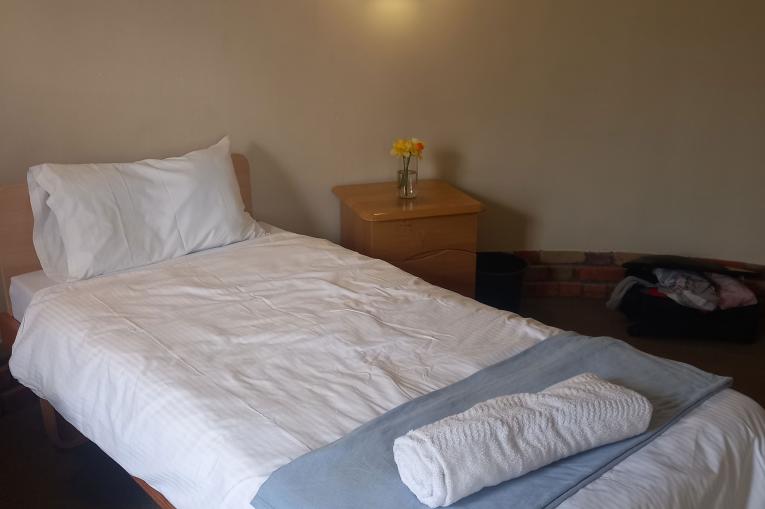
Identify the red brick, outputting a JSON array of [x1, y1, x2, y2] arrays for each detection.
[[581, 283, 610, 299], [576, 266, 625, 282], [514, 250, 541, 265], [540, 251, 586, 265], [585, 252, 614, 266], [524, 265, 551, 282], [559, 282, 582, 297], [550, 266, 575, 281], [524, 282, 559, 297]]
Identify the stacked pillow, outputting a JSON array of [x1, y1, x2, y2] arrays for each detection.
[[28, 137, 262, 282]]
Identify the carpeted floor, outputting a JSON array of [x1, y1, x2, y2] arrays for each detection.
[[1, 297, 762, 508], [522, 298, 765, 406]]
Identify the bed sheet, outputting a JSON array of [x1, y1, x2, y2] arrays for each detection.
[[10, 228, 765, 509], [9, 270, 57, 322]]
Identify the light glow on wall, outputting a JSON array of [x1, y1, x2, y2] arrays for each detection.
[[367, 0, 421, 33]]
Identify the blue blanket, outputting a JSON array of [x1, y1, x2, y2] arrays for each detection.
[[251, 333, 731, 509]]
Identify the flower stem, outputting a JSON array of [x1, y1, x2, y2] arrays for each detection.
[[399, 155, 410, 189]]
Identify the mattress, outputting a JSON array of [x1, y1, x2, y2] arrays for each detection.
[[9, 228, 765, 509], [9, 270, 57, 321]]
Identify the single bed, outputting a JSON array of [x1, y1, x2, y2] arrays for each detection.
[[2, 154, 764, 509]]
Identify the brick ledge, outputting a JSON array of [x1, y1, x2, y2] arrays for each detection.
[[513, 251, 765, 300]]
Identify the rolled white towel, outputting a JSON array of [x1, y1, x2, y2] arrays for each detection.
[[393, 373, 653, 507]]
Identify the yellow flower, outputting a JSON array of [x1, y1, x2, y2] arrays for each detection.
[[390, 138, 425, 158], [390, 138, 412, 157]]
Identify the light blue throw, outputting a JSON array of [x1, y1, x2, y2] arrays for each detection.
[[251, 333, 731, 509]]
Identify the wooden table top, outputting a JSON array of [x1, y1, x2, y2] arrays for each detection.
[[332, 180, 483, 222]]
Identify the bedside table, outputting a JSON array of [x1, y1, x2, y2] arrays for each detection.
[[332, 180, 483, 297]]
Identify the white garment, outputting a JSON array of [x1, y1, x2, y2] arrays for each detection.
[[393, 373, 652, 507], [653, 268, 718, 311]]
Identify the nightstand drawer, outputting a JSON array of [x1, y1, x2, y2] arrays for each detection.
[[333, 180, 483, 297], [398, 249, 476, 297], [369, 214, 477, 262]]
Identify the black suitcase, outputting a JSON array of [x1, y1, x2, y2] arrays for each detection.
[[619, 286, 759, 342], [617, 256, 760, 342]]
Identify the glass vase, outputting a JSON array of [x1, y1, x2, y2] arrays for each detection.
[[398, 157, 418, 199]]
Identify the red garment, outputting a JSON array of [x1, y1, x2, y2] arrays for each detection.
[[644, 287, 668, 298]]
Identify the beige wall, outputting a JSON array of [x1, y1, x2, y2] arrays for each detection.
[[2, 0, 764, 263]]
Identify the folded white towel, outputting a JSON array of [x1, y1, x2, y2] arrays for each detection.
[[393, 373, 653, 508]]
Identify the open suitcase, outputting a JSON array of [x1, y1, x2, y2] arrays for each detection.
[[616, 256, 760, 343]]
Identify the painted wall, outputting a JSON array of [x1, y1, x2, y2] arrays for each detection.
[[1, 0, 763, 263]]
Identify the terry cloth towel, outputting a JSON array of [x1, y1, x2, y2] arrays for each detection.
[[393, 373, 652, 508], [251, 333, 731, 509]]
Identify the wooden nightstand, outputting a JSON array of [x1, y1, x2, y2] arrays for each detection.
[[333, 180, 483, 297]]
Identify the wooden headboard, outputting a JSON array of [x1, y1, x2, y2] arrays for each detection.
[[0, 153, 252, 314]]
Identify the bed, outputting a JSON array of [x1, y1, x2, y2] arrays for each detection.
[[2, 153, 764, 509]]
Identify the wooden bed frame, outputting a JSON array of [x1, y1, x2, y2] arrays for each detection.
[[0, 153, 253, 509]]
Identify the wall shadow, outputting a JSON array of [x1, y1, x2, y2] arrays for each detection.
[[431, 149, 462, 184], [431, 148, 530, 251], [470, 192, 531, 252], [243, 142, 315, 234]]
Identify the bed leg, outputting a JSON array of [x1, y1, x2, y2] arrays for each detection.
[[40, 399, 87, 449]]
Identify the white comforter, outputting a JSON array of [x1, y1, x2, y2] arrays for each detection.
[[10, 227, 765, 509]]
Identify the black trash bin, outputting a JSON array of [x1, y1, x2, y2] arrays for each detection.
[[475, 252, 528, 312]]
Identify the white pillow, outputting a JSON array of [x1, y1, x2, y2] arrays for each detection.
[[28, 137, 262, 282]]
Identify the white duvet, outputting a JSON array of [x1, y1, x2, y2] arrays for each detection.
[[10, 227, 765, 509]]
